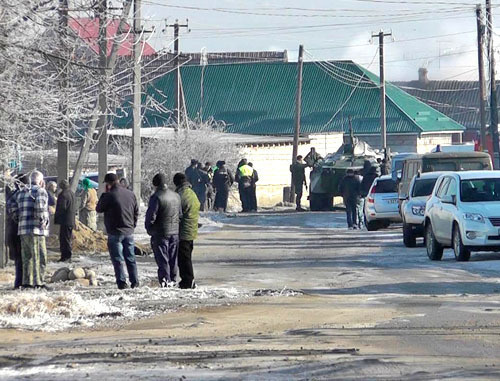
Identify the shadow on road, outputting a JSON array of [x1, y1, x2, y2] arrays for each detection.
[[303, 281, 500, 295]]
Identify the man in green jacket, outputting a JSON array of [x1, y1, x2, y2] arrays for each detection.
[[173, 173, 200, 289]]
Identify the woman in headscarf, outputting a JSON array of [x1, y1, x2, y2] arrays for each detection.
[[79, 178, 98, 231]]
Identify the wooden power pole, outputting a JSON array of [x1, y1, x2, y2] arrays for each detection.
[[97, 0, 108, 195], [166, 20, 188, 130], [486, 0, 500, 168], [372, 30, 392, 156], [477, 4, 488, 151], [132, 0, 142, 201], [70, 0, 133, 193], [290, 44, 304, 203]]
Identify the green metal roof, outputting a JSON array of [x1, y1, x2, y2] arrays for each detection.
[[114, 60, 465, 135]]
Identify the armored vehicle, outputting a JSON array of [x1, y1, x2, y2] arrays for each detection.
[[308, 138, 383, 211]]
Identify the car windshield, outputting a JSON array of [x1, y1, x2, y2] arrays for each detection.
[[375, 179, 397, 193], [460, 178, 500, 202], [412, 178, 438, 197]]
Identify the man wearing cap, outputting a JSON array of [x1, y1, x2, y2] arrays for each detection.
[[96, 173, 140, 289], [145, 173, 182, 287]]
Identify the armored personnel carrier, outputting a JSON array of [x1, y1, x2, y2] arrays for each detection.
[[308, 137, 383, 211]]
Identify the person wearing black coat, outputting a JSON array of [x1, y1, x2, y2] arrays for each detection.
[[6, 174, 28, 288], [361, 166, 378, 197], [54, 180, 76, 262], [213, 161, 234, 212], [338, 169, 362, 229], [145, 173, 182, 287], [248, 162, 259, 212]]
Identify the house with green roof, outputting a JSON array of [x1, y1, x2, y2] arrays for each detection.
[[113, 60, 464, 154]]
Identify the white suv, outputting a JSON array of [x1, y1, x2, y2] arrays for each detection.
[[401, 172, 448, 247], [424, 171, 500, 261]]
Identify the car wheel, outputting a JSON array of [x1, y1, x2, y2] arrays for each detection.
[[425, 222, 443, 260], [453, 225, 471, 262], [366, 220, 379, 231], [403, 222, 416, 247]]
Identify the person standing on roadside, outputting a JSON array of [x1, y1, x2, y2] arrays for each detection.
[[203, 162, 215, 211], [338, 169, 361, 229], [290, 155, 309, 211], [145, 173, 182, 287], [96, 173, 139, 290], [6, 174, 28, 289], [9, 171, 50, 289], [235, 159, 254, 212], [79, 178, 98, 231], [173, 173, 200, 289], [193, 162, 210, 211], [54, 180, 76, 263], [213, 161, 234, 212], [248, 162, 259, 212], [354, 170, 364, 229], [360, 165, 379, 229], [185, 159, 199, 187]]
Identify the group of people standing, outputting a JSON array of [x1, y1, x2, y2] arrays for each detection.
[[5, 170, 200, 291], [6, 172, 77, 289], [184, 159, 259, 213], [338, 160, 388, 229], [85, 172, 200, 290]]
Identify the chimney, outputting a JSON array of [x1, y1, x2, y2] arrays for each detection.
[[418, 67, 429, 86]]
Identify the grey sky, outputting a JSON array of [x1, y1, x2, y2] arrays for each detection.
[[136, 0, 498, 81]]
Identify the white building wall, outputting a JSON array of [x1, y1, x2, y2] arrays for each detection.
[[416, 133, 455, 154], [239, 132, 343, 207]]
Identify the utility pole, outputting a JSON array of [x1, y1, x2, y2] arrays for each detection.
[[132, 0, 142, 201], [166, 20, 189, 130], [97, 0, 108, 195], [372, 30, 392, 156], [70, 0, 133, 193], [477, 4, 488, 151], [290, 45, 304, 203], [486, 0, 500, 168], [57, 0, 69, 185]]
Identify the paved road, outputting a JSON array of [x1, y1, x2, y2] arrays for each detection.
[[1, 211, 500, 380]]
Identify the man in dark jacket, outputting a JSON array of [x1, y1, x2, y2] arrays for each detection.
[[338, 169, 361, 229], [6, 174, 28, 289], [248, 162, 259, 212], [290, 155, 309, 211], [193, 162, 210, 211], [145, 173, 182, 287], [361, 165, 378, 197], [185, 159, 199, 188], [173, 173, 200, 289], [213, 161, 234, 212], [54, 180, 76, 262], [96, 173, 139, 289]]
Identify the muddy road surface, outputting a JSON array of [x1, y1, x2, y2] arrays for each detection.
[[1, 211, 500, 380]]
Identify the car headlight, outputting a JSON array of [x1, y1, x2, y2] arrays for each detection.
[[463, 212, 485, 223], [411, 205, 425, 216]]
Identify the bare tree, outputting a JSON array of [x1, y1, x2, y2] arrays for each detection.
[[112, 118, 242, 199]]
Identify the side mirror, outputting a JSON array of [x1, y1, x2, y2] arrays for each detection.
[[441, 195, 456, 205]]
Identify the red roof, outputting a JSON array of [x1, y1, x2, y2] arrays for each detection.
[[68, 17, 156, 57]]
